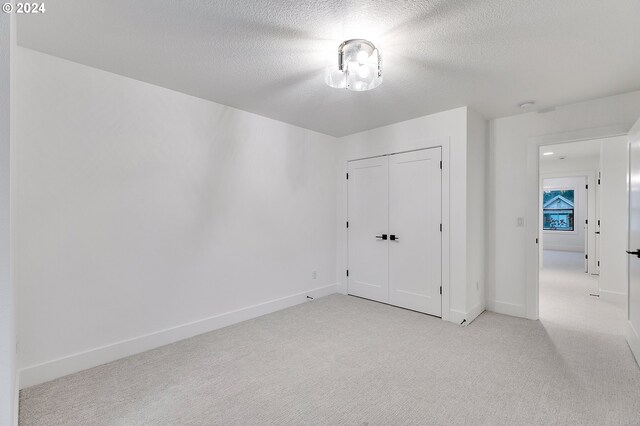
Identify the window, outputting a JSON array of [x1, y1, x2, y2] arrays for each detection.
[[543, 189, 574, 231]]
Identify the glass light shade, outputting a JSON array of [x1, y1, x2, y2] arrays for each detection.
[[325, 68, 347, 89], [325, 39, 382, 91]]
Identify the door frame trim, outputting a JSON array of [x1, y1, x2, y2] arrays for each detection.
[[346, 140, 451, 321], [525, 125, 630, 320]]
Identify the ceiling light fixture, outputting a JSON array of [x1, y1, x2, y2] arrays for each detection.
[[542, 152, 554, 156], [326, 39, 382, 91]]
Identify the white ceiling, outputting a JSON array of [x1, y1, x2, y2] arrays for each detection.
[[539, 139, 602, 162], [16, 0, 640, 137]]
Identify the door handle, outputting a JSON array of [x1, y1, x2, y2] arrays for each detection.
[[375, 234, 388, 240], [390, 234, 399, 241], [626, 250, 640, 258]]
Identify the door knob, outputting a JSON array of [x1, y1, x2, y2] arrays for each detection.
[[375, 234, 388, 240], [626, 250, 640, 258], [390, 234, 399, 241]]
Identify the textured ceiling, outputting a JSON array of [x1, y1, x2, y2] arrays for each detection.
[[16, 0, 640, 137]]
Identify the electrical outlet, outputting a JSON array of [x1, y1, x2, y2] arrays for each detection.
[[312, 271, 317, 279], [516, 217, 525, 227]]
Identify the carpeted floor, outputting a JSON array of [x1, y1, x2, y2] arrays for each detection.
[[539, 250, 625, 335], [19, 254, 640, 425]]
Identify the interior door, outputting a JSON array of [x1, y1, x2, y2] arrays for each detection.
[[388, 148, 442, 316], [595, 171, 601, 274], [347, 156, 389, 303], [627, 122, 640, 362], [584, 177, 588, 273]]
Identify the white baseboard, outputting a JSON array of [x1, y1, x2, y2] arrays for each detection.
[[485, 299, 527, 318], [466, 303, 485, 324], [13, 386, 18, 426], [449, 303, 485, 326], [598, 289, 627, 304], [625, 321, 640, 367], [19, 283, 338, 389], [448, 309, 466, 325]]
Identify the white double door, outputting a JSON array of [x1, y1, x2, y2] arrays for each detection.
[[347, 148, 442, 317]]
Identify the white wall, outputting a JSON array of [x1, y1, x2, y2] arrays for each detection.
[[466, 109, 487, 315], [599, 136, 629, 300], [542, 176, 587, 253], [14, 48, 339, 388], [0, 9, 16, 426], [336, 106, 486, 324], [488, 90, 640, 318]]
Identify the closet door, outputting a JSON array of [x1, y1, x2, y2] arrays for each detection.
[[388, 148, 442, 316], [347, 157, 389, 303]]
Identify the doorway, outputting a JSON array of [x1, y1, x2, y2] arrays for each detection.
[[538, 141, 602, 321], [535, 136, 628, 326]]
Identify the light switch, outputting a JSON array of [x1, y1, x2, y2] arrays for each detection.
[[517, 217, 525, 227]]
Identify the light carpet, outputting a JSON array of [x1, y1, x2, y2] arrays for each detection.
[[19, 256, 640, 424]]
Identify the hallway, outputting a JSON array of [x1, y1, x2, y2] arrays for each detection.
[[537, 250, 639, 421], [540, 250, 626, 334]]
